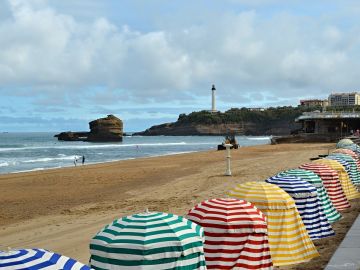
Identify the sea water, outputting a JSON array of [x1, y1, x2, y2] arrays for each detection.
[[0, 132, 271, 174]]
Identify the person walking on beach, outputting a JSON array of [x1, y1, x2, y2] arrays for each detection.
[[82, 155, 85, 165]]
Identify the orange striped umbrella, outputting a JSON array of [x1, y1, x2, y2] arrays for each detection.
[[228, 182, 319, 266]]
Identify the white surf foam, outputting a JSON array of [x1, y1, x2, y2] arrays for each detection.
[[0, 162, 9, 167], [22, 155, 82, 163], [246, 136, 271, 140]]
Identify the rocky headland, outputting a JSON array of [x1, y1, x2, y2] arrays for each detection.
[[133, 108, 305, 136], [55, 115, 123, 142]]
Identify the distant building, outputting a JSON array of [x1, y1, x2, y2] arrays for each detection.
[[329, 92, 360, 106], [249, 107, 265, 112], [299, 99, 328, 108]]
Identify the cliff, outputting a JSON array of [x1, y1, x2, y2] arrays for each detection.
[[55, 115, 123, 142], [134, 121, 300, 136], [133, 107, 307, 136]]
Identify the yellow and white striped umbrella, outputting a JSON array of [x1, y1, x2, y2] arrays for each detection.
[[228, 182, 319, 267], [313, 159, 360, 200]]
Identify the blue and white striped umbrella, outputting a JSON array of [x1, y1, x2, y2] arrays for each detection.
[[0, 248, 90, 270], [266, 174, 335, 240]]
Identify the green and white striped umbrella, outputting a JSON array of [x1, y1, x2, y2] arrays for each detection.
[[90, 211, 206, 270], [280, 169, 342, 223]]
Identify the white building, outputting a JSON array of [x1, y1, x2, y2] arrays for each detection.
[[329, 92, 360, 106], [211, 84, 218, 112]]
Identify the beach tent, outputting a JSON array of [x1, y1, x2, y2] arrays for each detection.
[[333, 148, 359, 162], [313, 159, 360, 200], [279, 169, 341, 223], [265, 175, 334, 240], [336, 139, 354, 148], [327, 153, 360, 186], [341, 143, 360, 156], [90, 211, 206, 270], [299, 163, 351, 211], [228, 182, 319, 266], [187, 198, 272, 270], [0, 248, 90, 270]]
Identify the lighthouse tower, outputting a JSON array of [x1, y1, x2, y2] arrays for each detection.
[[211, 84, 217, 112]]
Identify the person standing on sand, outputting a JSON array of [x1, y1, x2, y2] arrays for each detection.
[[82, 155, 85, 165]]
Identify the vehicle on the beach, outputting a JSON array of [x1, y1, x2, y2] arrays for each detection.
[[217, 134, 239, 150]]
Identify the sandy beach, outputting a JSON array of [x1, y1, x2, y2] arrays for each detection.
[[1, 143, 359, 269]]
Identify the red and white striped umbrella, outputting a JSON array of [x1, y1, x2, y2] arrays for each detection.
[[187, 198, 272, 270], [299, 163, 351, 211]]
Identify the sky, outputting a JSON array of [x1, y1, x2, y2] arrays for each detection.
[[1, 0, 360, 132]]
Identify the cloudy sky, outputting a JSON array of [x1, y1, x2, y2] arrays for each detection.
[[1, 0, 360, 132]]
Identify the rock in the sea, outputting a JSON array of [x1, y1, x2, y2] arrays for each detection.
[[54, 131, 89, 141], [87, 115, 123, 142], [55, 115, 123, 142]]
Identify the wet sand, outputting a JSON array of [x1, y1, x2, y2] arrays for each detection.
[[0, 143, 359, 269]]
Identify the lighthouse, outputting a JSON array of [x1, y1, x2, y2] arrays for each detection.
[[211, 84, 217, 112]]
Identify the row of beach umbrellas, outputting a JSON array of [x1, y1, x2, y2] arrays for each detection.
[[1, 139, 360, 269]]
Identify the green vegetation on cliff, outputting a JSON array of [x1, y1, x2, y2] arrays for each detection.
[[176, 106, 322, 125]]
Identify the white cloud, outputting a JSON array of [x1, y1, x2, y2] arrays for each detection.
[[1, 0, 360, 110]]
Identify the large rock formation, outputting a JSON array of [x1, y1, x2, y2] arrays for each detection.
[[55, 115, 123, 142], [87, 115, 123, 142]]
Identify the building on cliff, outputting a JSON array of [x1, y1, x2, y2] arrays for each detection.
[[329, 92, 360, 106], [299, 99, 328, 108], [210, 84, 218, 113]]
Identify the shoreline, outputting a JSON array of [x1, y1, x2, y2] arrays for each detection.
[[1, 142, 358, 269], [0, 134, 272, 175], [1, 149, 202, 176]]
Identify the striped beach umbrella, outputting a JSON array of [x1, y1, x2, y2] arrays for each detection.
[[313, 159, 360, 200], [265, 175, 334, 240], [187, 198, 272, 270], [341, 143, 360, 156], [336, 139, 354, 148], [327, 153, 360, 186], [279, 169, 341, 223], [228, 182, 319, 266], [300, 163, 351, 211], [0, 248, 90, 270], [90, 211, 206, 270], [333, 148, 359, 162]]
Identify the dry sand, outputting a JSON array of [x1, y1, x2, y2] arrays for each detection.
[[0, 143, 359, 269]]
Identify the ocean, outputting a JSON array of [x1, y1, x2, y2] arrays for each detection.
[[0, 132, 271, 174]]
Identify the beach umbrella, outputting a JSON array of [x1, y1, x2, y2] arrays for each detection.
[[333, 148, 359, 162], [279, 169, 341, 223], [187, 198, 272, 270], [299, 163, 351, 211], [90, 211, 206, 270], [336, 138, 354, 148], [265, 174, 334, 240], [0, 248, 90, 269], [327, 153, 360, 186], [313, 159, 360, 200], [228, 182, 319, 266], [341, 143, 360, 156]]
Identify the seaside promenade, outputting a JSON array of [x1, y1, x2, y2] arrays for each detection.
[[1, 143, 359, 269]]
